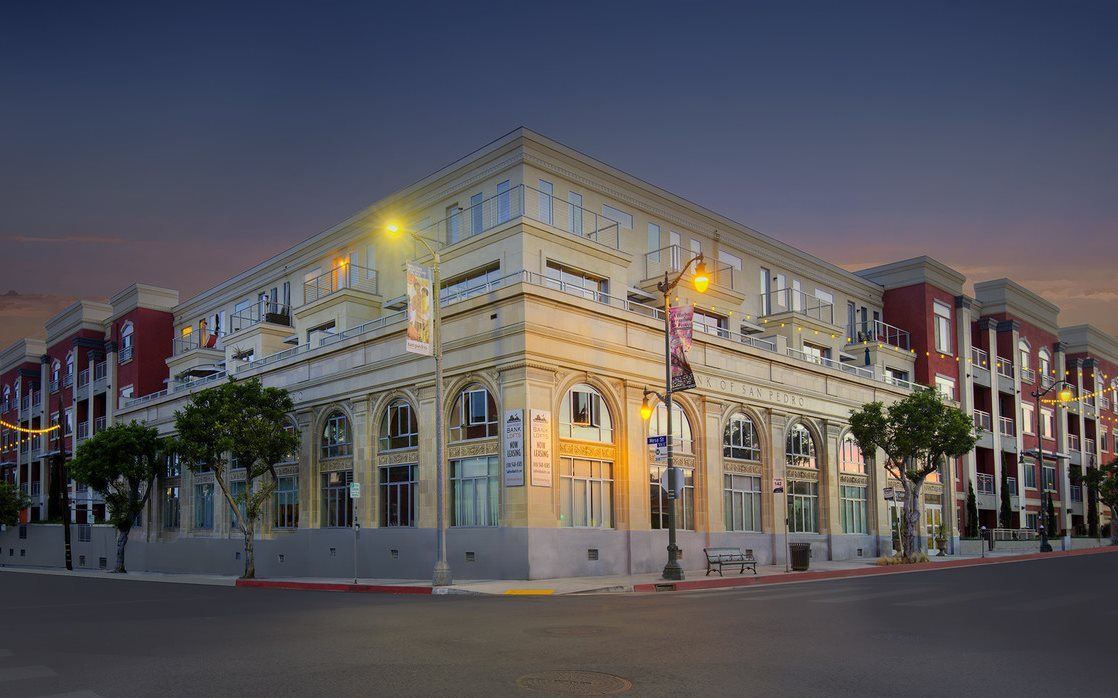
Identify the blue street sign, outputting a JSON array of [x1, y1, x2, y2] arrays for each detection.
[[646, 435, 667, 447]]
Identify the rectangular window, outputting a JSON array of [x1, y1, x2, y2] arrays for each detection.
[[760, 268, 772, 315], [470, 192, 484, 236], [814, 289, 834, 306], [650, 464, 694, 531], [273, 475, 299, 529], [451, 456, 499, 527], [380, 464, 416, 527], [1022, 403, 1035, 434], [1024, 462, 1037, 489], [321, 470, 354, 528], [560, 457, 613, 528], [537, 179, 553, 225], [544, 261, 608, 302], [1041, 409, 1054, 438], [718, 250, 743, 271], [647, 223, 661, 262], [690, 239, 702, 256], [440, 261, 501, 302], [193, 483, 214, 530], [792, 279, 802, 311], [847, 301, 857, 339], [775, 274, 787, 307], [934, 302, 953, 354], [786, 480, 819, 533], [841, 485, 868, 534], [1026, 512, 1039, 531], [161, 486, 180, 530], [723, 474, 762, 532], [446, 205, 462, 244], [496, 180, 511, 224], [935, 375, 956, 401], [693, 310, 730, 339], [1042, 464, 1057, 492], [601, 204, 633, 230], [802, 343, 831, 364], [567, 191, 583, 235]]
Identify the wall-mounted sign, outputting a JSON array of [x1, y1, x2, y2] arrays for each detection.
[[530, 409, 552, 487], [503, 410, 525, 487]]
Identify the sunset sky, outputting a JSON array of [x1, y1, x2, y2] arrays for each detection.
[[2, 1, 1115, 346]]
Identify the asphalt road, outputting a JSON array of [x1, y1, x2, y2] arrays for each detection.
[[1, 551, 1115, 697]]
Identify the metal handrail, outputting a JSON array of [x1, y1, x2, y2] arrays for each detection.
[[995, 357, 1014, 379], [645, 245, 736, 291], [849, 319, 910, 350], [973, 409, 992, 431], [1020, 366, 1036, 384], [971, 346, 989, 369], [229, 302, 292, 333], [759, 287, 834, 324], [999, 415, 1015, 437], [976, 472, 996, 495], [303, 264, 378, 304]]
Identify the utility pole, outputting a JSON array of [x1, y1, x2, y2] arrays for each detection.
[[55, 394, 72, 571]]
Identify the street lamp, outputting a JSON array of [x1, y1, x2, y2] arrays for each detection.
[[641, 253, 709, 581], [1028, 378, 1075, 553], [386, 222, 452, 586]]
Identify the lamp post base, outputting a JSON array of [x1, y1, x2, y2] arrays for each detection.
[[432, 560, 453, 586], [1039, 540, 1053, 553], [662, 545, 685, 581]]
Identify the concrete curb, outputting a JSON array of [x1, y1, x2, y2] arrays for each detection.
[[235, 579, 433, 594], [631, 546, 1118, 593]]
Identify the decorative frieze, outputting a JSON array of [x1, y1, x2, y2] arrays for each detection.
[[192, 472, 214, 485], [558, 440, 615, 461], [724, 459, 763, 476], [787, 467, 819, 482], [275, 464, 298, 477], [925, 483, 944, 495], [376, 449, 420, 466], [839, 473, 869, 486], [448, 440, 499, 459], [320, 457, 353, 473]]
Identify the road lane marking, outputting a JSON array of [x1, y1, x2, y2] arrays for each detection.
[[893, 590, 1002, 607], [0, 665, 58, 681]]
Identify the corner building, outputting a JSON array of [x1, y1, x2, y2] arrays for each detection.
[[1, 129, 1112, 578]]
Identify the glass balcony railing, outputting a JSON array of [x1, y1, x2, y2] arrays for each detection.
[[977, 472, 996, 495], [229, 302, 293, 333], [759, 287, 834, 324], [848, 319, 910, 350], [174, 333, 224, 355], [973, 409, 992, 431], [971, 346, 990, 370], [644, 245, 736, 292], [303, 264, 378, 304]]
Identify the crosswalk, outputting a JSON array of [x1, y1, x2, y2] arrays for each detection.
[[0, 648, 101, 697]]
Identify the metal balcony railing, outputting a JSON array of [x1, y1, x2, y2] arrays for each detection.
[[118, 345, 134, 363], [50, 379, 60, 393], [644, 245, 736, 292], [759, 287, 834, 324], [1100, 396, 1112, 411], [848, 319, 910, 350], [1085, 438, 1096, 454], [229, 302, 292, 333], [303, 264, 378, 304], [21, 395, 30, 411], [971, 346, 990, 369], [78, 369, 90, 389], [0, 400, 8, 413], [973, 409, 992, 431], [173, 333, 224, 355], [1068, 434, 1080, 451], [94, 416, 107, 435], [76, 423, 89, 441], [63, 373, 73, 388], [999, 416, 1015, 437], [1020, 366, 1036, 384], [94, 361, 107, 382], [992, 528, 1038, 541], [995, 357, 1014, 379], [977, 472, 996, 495], [30, 481, 41, 496], [1085, 394, 1096, 407], [1070, 485, 1083, 502], [31, 392, 40, 408]]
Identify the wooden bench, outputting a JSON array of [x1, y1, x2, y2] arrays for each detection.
[[704, 547, 758, 576]]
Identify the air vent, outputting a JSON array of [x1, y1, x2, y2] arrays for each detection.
[[390, 549, 399, 560], [857, 548, 864, 557], [465, 551, 476, 562], [98, 557, 107, 569], [278, 554, 285, 563], [79, 555, 86, 567], [18, 525, 27, 539], [587, 548, 599, 561], [235, 551, 241, 560], [329, 547, 337, 557]]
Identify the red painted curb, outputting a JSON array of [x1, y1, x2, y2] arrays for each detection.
[[631, 546, 1118, 593], [235, 579, 432, 594]]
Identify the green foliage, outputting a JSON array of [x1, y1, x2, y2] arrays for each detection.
[[0, 481, 31, 526], [69, 422, 162, 531], [966, 482, 978, 538], [1045, 494, 1057, 537], [1083, 458, 1118, 517], [999, 468, 1013, 528]]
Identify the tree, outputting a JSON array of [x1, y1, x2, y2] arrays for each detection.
[[1, 481, 31, 527], [1046, 493, 1057, 538], [1086, 465, 1100, 538], [172, 378, 299, 579], [999, 467, 1013, 529], [965, 482, 978, 538], [850, 389, 977, 562], [69, 422, 162, 573]]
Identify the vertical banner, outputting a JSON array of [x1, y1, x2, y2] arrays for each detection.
[[529, 409, 553, 487], [503, 410, 525, 487], [668, 305, 696, 391], [405, 261, 433, 356]]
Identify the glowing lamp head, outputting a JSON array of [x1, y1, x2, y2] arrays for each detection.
[[640, 395, 654, 421], [385, 223, 400, 238], [692, 261, 710, 294], [1057, 387, 1074, 404]]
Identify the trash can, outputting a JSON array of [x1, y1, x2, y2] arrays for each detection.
[[789, 543, 811, 571]]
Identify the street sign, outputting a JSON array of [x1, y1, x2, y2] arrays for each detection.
[[349, 482, 361, 499], [772, 477, 784, 494], [659, 468, 684, 498], [647, 435, 668, 448], [882, 486, 894, 501], [653, 446, 670, 461]]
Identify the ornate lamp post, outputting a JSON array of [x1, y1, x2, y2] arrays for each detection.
[[1028, 379, 1074, 553]]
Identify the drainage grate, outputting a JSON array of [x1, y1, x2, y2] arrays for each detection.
[[654, 583, 676, 592], [587, 548, 599, 561], [516, 670, 632, 695]]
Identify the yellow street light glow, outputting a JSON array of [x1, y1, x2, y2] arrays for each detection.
[[640, 396, 654, 421], [692, 261, 710, 294], [385, 222, 401, 238], [1057, 387, 1074, 404]]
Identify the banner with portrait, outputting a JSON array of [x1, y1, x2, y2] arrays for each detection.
[[669, 305, 696, 391], [405, 261, 433, 356]]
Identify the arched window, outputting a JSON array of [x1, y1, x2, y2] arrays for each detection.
[[51, 361, 61, 385], [120, 321, 134, 351], [1018, 339, 1031, 372], [320, 411, 351, 459], [65, 351, 75, 377], [560, 384, 613, 442], [449, 385, 497, 441], [649, 401, 695, 530], [840, 434, 866, 473], [1038, 349, 1052, 381], [379, 399, 418, 451], [785, 423, 817, 468], [723, 413, 760, 461]]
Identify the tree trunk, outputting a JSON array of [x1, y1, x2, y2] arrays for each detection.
[[903, 481, 923, 562], [243, 521, 255, 579], [114, 524, 131, 573]]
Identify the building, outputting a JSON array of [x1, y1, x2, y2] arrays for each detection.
[[1, 129, 1113, 578]]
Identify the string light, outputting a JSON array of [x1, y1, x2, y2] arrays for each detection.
[[0, 418, 60, 435]]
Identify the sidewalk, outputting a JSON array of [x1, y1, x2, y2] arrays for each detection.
[[5, 546, 1113, 596]]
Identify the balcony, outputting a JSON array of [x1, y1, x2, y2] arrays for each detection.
[[31, 392, 41, 409], [644, 245, 739, 298], [977, 472, 996, 495], [229, 302, 292, 334], [303, 264, 378, 305], [971, 347, 991, 386], [78, 369, 90, 390], [1085, 438, 1096, 454], [1070, 484, 1083, 502], [848, 319, 910, 351], [1100, 396, 1112, 411], [1068, 434, 1081, 451], [999, 416, 1016, 438], [973, 409, 992, 432], [50, 379, 60, 393], [118, 345, 134, 363], [63, 373, 74, 388], [995, 357, 1013, 379], [174, 333, 223, 356], [760, 288, 835, 325], [1020, 366, 1036, 385], [94, 416, 106, 434], [76, 422, 89, 442], [93, 362, 108, 393]]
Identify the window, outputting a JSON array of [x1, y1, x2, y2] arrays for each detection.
[[785, 423, 817, 468], [847, 302, 857, 339], [718, 250, 743, 272], [274, 475, 298, 529], [1018, 340, 1031, 373], [1026, 512, 1039, 531], [51, 361, 60, 388], [647, 223, 662, 262], [690, 239, 702, 256], [1024, 462, 1037, 489], [321, 470, 353, 527], [601, 204, 633, 230], [775, 274, 787, 307], [791, 279, 802, 311], [567, 191, 584, 235], [787, 480, 819, 533], [723, 414, 760, 461], [1038, 349, 1052, 379], [560, 457, 613, 528], [469, 192, 483, 235], [693, 310, 729, 339], [161, 486, 180, 529], [560, 384, 613, 442], [814, 289, 834, 306], [446, 205, 462, 244], [648, 402, 693, 454], [65, 352, 75, 381], [801, 343, 831, 363], [935, 375, 956, 401], [441, 262, 501, 301], [724, 474, 762, 532], [450, 386, 498, 441], [1041, 409, 1054, 439], [193, 483, 214, 530], [451, 456, 499, 527], [1042, 464, 1057, 492], [760, 268, 772, 315], [840, 434, 866, 473], [933, 302, 952, 354], [885, 367, 910, 385], [321, 411, 351, 459], [544, 261, 608, 302], [496, 180, 511, 224], [381, 464, 416, 527], [120, 321, 134, 351], [1022, 403, 1035, 434], [379, 399, 418, 451], [649, 402, 695, 530], [841, 485, 868, 534], [537, 179, 553, 225]]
